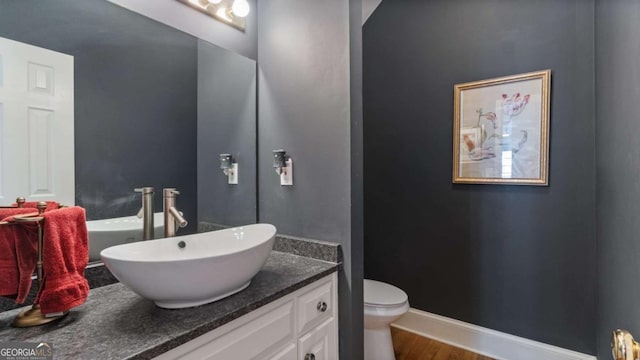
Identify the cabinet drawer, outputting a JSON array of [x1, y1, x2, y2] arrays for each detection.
[[168, 300, 295, 360], [298, 318, 336, 360], [297, 278, 333, 334], [267, 343, 296, 360]]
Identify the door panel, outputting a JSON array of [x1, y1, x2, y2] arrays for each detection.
[[0, 37, 74, 205]]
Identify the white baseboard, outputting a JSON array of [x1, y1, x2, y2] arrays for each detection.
[[391, 308, 596, 360]]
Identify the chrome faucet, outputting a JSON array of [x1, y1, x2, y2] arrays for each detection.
[[134, 187, 155, 240], [163, 188, 188, 238]]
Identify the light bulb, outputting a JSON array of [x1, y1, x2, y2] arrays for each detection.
[[215, 7, 232, 22], [232, 0, 250, 17]]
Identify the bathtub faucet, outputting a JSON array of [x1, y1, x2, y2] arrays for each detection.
[[134, 187, 155, 240], [163, 188, 188, 238]]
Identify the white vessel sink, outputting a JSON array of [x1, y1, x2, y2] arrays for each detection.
[[100, 224, 276, 309], [87, 213, 165, 262]]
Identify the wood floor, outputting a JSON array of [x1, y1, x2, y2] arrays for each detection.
[[392, 327, 495, 360]]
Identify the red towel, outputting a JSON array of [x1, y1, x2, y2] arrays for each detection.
[[15, 201, 61, 212], [35, 206, 89, 314], [0, 209, 37, 218], [0, 208, 40, 303]]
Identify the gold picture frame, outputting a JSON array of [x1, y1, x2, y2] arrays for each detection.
[[453, 70, 551, 185]]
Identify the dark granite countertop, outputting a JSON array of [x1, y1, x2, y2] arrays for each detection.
[[0, 251, 338, 360]]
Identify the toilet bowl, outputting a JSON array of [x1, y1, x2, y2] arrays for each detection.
[[364, 279, 409, 360]]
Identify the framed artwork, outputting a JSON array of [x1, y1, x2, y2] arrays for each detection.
[[452, 70, 551, 185]]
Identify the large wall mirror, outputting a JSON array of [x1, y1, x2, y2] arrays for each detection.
[[0, 0, 257, 262]]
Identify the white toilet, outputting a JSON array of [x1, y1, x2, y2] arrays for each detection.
[[364, 279, 409, 360]]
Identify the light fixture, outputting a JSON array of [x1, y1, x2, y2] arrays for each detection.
[[273, 150, 293, 186], [176, 0, 246, 31], [231, 0, 250, 17], [188, 0, 208, 9], [273, 150, 286, 175], [216, 6, 233, 22], [220, 154, 238, 185]]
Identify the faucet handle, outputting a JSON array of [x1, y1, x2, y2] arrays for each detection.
[[163, 188, 180, 197], [134, 187, 154, 195]]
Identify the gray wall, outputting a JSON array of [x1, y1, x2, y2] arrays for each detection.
[[257, 0, 362, 358], [0, 0, 198, 230], [596, 0, 640, 358], [197, 39, 256, 226], [350, 0, 365, 359], [363, 0, 596, 354]]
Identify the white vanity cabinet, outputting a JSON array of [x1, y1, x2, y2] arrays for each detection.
[[155, 273, 338, 360]]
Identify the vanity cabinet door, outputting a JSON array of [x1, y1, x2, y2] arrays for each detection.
[[298, 318, 336, 360], [297, 278, 334, 334]]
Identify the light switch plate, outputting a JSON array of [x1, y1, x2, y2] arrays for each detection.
[[228, 163, 238, 185], [280, 159, 293, 186]]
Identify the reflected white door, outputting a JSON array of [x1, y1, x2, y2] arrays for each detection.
[[0, 37, 74, 206]]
